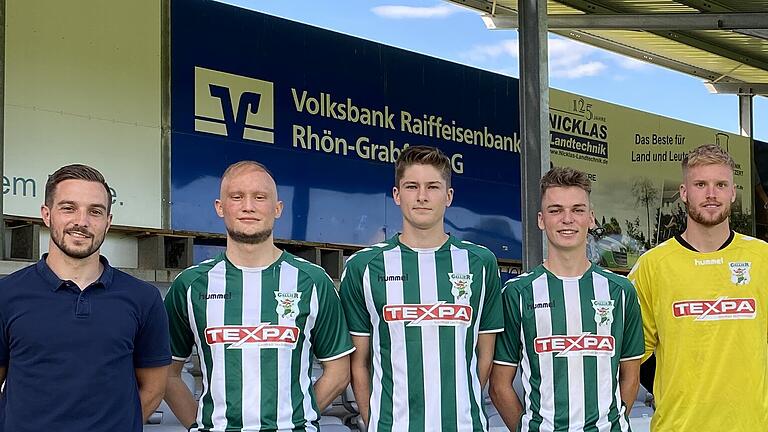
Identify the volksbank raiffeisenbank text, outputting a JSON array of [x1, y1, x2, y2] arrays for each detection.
[[290, 89, 520, 174]]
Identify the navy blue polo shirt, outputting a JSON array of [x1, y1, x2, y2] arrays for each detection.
[[0, 255, 171, 432]]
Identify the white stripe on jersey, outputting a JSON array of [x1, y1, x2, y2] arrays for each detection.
[[417, 252, 442, 432], [615, 290, 630, 432], [277, 263, 300, 429], [207, 261, 229, 430], [532, 273, 555, 432], [382, 247, 409, 431], [563, 278, 585, 431], [450, 246, 474, 431], [241, 269, 263, 429], [362, 266, 383, 432], [301, 274, 320, 427], [187, 286, 208, 427], [592, 273, 618, 432], [473, 266, 489, 432]]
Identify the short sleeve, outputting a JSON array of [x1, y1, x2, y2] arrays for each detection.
[[164, 276, 196, 361], [628, 255, 656, 362], [494, 283, 523, 366], [312, 275, 355, 361], [134, 288, 172, 368], [620, 281, 644, 360], [479, 256, 503, 333], [339, 259, 372, 336]]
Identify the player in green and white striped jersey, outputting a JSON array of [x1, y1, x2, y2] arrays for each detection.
[[164, 161, 354, 432], [340, 146, 503, 432], [490, 167, 643, 432]]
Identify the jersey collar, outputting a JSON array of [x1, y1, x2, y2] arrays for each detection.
[[393, 232, 453, 253], [674, 230, 735, 253]]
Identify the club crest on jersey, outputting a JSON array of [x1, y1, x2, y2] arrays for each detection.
[[448, 273, 473, 300], [729, 262, 751, 285], [275, 292, 301, 320], [591, 300, 615, 327], [205, 325, 299, 349], [383, 301, 473, 327]]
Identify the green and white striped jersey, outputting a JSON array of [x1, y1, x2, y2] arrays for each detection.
[[340, 234, 503, 432], [494, 264, 644, 432], [165, 252, 354, 432]]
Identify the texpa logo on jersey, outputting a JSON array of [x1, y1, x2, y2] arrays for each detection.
[[534, 334, 615, 357], [673, 297, 756, 321], [194, 67, 275, 144], [205, 325, 299, 349], [383, 301, 472, 327]]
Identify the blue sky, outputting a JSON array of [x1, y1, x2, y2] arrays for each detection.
[[221, 0, 767, 142]]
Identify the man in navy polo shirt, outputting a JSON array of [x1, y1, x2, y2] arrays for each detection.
[[0, 164, 171, 432]]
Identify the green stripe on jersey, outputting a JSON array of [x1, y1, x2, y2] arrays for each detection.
[[339, 235, 503, 432], [494, 264, 643, 432], [223, 262, 244, 429], [164, 252, 353, 432], [435, 250, 458, 429], [197, 262, 216, 429]]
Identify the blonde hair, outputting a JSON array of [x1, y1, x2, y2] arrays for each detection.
[[682, 144, 735, 174], [221, 160, 273, 181]]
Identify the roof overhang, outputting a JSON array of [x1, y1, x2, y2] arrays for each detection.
[[450, 0, 768, 92]]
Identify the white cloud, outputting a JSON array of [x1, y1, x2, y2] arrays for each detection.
[[617, 56, 651, 70], [460, 36, 621, 79], [371, 3, 460, 19], [547, 38, 606, 78], [461, 39, 519, 62], [548, 38, 599, 65], [551, 61, 606, 78]]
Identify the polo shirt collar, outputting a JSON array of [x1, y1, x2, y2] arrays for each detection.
[[36, 253, 114, 291]]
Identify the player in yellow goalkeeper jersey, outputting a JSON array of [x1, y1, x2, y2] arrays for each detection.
[[629, 144, 768, 431]]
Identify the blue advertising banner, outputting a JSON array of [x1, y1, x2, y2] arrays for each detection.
[[171, 0, 523, 260]]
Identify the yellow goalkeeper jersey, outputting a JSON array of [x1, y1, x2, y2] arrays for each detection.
[[628, 232, 768, 432]]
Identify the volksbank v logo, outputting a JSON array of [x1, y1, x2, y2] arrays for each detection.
[[194, 67, 275, 143]]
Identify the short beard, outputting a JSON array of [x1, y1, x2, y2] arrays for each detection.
[[686, 201, 731, 227], [50, 228, 105, 259], [227, 228, 272, 245]]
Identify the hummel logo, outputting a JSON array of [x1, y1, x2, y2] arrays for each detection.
[[526, 301, 555, 311], [694, 258, 723, 266], [194, 66, 275, 143], [200, 292, 232, 301], [377, 274, 409, 282]]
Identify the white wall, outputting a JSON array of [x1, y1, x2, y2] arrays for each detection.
[[5, 0, 163, 228]]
